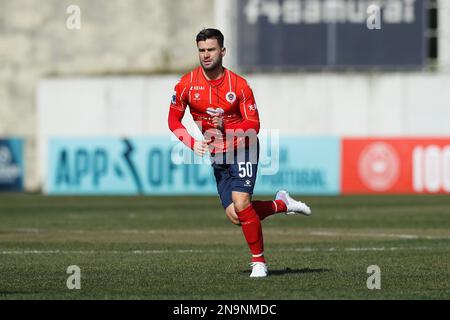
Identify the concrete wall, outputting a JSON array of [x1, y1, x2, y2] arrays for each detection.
[[249, 73, 450, 136], [37, 72, 450, 189], [0, 0, 214, 190]]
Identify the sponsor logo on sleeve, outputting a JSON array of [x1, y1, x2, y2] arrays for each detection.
[[248, 104, 257, 111]]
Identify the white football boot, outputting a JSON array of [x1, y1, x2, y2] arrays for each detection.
[[275, 190, 312, 216], [250, 262, 268, 278]]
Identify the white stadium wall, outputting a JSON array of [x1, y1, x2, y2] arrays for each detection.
[[37, 73, 450, 192]]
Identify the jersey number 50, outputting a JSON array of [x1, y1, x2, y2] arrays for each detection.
[[238, 162, 253, 178]]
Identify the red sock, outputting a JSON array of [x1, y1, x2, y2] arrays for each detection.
[[252, 200, 287, 221], [235, 204, 265, 263]]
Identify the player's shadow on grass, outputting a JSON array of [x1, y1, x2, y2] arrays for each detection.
[[242, 267, 331, 276]]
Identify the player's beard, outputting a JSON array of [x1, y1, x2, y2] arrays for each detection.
[[201, 55, 223, 72]]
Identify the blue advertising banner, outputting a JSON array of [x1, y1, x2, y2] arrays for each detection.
[[0, 138, 24, 191], [47, 136, 339, 195], [255, 137, 340, 195], [47, 137, 216, 195], [237, 0, 426, 69]]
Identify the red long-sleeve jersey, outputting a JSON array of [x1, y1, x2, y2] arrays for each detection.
[[168, 66, 260, 153]]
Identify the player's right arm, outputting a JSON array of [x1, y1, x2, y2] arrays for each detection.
[[168, 80, 209, 156]]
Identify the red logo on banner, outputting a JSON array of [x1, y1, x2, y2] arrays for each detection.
[[358, 142, 400, 191]]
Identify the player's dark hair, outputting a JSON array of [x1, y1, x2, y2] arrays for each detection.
[[196, 28, 224, 48]]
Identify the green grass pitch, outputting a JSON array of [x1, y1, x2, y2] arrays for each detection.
[[0, 193, 449, 299]]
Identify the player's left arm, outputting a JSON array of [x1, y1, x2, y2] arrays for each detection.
[[223, 82, 260, 133]]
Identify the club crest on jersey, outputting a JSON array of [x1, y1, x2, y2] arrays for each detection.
[[171, 92, 176, 105], [225, 91, 236, 104]]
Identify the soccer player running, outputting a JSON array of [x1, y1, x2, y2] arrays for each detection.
[[168, 28, 312, 277]]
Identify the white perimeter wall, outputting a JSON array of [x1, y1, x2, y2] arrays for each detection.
[[37, 72, 450, 189]]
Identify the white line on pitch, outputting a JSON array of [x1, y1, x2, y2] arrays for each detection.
[[8, 228, 450, 240], [0, 246, 442, 255]]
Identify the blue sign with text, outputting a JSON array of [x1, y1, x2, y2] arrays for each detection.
[[47, 137, 216, 195], [0, 138, 24, 191], [47, 136, 339, 195], [255, 137, 340, 195]]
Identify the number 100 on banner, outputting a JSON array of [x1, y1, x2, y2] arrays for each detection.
[[342, 138, 450, 194]]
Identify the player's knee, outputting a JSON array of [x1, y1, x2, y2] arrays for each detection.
[[233, 199, 251, 212]]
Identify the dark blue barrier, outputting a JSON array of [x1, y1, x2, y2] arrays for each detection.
[[237, 0, 426, 69], [0, 138, 24, 191]]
